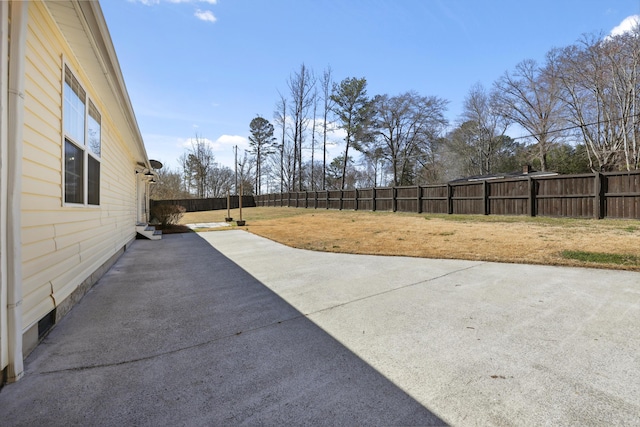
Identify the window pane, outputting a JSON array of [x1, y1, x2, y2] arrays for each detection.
[[88, 101, 101, 157], [88, 155, 100, 205], [64, 67, 85, 144], [65, 139, 83, 204]]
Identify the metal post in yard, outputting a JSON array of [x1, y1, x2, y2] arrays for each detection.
[[225, 189, 232, 222], [236, 183, 245, 226]]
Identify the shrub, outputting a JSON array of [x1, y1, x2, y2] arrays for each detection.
[[151, 204, 186, 226]]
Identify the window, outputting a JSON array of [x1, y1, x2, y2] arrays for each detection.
[[64, 140, 83, 204], [63, 65, 101, 206]]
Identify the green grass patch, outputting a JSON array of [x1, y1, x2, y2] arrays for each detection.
[[561, 250, 639, 266]]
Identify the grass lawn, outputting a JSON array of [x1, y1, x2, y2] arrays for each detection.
[[180, 207, 640, 271]]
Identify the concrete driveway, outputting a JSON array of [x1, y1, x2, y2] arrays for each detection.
[[1, 230, 639, 426]]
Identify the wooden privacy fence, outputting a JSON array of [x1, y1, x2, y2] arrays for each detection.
[[254, 171, 640, 219], [151, 195, 256, 213]]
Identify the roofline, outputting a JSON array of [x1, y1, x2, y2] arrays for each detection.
[[75, 0, 149, 167]]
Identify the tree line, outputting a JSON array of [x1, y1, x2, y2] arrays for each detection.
[[152, 23, 640, 200]]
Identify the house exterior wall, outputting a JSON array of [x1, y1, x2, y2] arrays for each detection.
[[20, 2, 140, 335]]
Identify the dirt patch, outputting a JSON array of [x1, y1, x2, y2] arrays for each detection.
[[155, 224, 193, 234], [181, 208, 640, 271]]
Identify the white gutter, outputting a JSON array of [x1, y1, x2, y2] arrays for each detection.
[[6, 0, 28, 383]]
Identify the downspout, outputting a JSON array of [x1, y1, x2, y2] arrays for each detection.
[[0, 0, 8, 378], [6, 0, 28, 383]]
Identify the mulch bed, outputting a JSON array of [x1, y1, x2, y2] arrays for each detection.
[[155, 224, 193, 234]]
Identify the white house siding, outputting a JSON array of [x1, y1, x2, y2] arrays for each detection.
[[20, 2, 139, 333]]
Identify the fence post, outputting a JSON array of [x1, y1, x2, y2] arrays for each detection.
[[447, 183, 453, 214], [355, 188, 359, 211], [595, 172, 605, 219], [314, 191, 318, 209], [392, 187, 397, 212], [416, 186, 422, 213], [528, 177, 536, 217], [372, 187, 377, 212], [482, 180, 489, 215]]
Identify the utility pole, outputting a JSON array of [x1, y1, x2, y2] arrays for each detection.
[[234, 145, 238, 195]]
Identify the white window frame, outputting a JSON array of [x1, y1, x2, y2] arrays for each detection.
[[62, 61, 101, 207]]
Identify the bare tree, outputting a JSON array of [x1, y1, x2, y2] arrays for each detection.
[[460, 83, 511, 175], [494, 56, 565, 171], [370, 91, 449, 186], [358, 147, 385, 187], [600, 26, 640, 170], [320, 66, 334, 189], [273, 93, 288, 192], [287, 63, 315, 190], [181, 134, 215, 198], [554, 29, 640, 171], [268, 138, 295, 192], [208, 163, 234, 198], [310, 90, 318, 190], [149, 165, 190, 200], [236, 150, 255, 195], [445, 121, 522, 178]]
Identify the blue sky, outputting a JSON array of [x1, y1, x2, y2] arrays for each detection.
[[101, 0, 640, 171]]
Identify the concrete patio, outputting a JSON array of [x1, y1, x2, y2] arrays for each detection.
[[1, 230, 639, 426]]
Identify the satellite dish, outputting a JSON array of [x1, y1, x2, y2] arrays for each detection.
[[149, 160, 163, 170]]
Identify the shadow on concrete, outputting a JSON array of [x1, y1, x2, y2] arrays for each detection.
[[0, 233, 446, 426]]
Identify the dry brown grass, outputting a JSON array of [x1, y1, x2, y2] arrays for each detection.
[[180, 207, 640, 271]]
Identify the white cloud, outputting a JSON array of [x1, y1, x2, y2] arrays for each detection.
[[178, 134, 248, 151], [194, 9, 217, 23], [130, 0, 219, 10], [610, 15, 639, 37], [216, 135, 248, 148], [179, 136, 218, 149], [129, 0, 161, 5]]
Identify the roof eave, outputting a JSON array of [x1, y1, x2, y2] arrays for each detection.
[[75, 1, 149, 167]]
